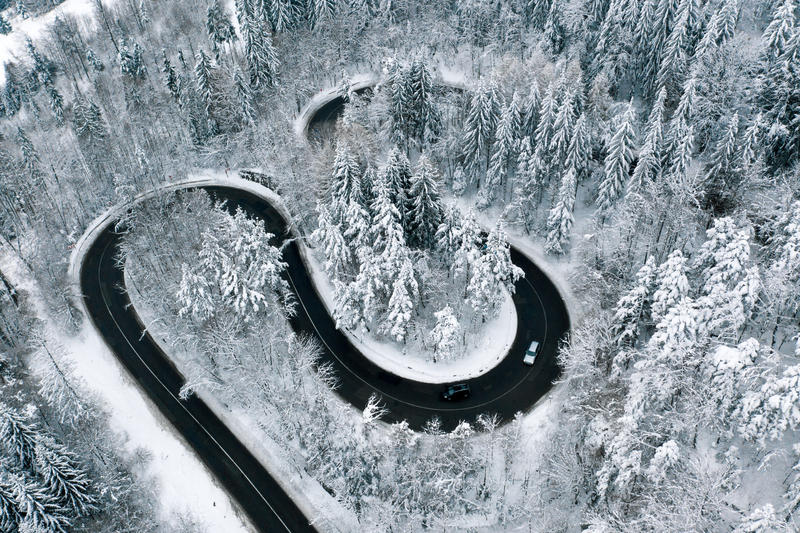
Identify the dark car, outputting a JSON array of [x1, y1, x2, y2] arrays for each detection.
[[441, 383, 471, 401]]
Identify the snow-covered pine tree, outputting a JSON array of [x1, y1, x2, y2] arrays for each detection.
[[533, 82, 557, 162], [543, 1, 565, 55], [667, 122, 694, 190], [717, 0, 739, 44], [739, 113, 763, 170], [16, 0, 27, 19], [0, 14, 11, 35], [483, 96, 521, 206], [566, 112, 591, 182], [161, 51, 180, 102], [342, 199, 372, 260], [46, 83, 64, 126], [520, 81, 541, 137], [118, 39, 146, 80], [642, 0, 680, 95], [243, 13, 280, 89], [693, 217, 759, 337], [0, 404, 39, 471], [770, 201, 800, 285], [667, 74, 697, 144], [508, 145, 545, 232], [369, 174, 408, 294], [762, 0, 796, 58], [380, 147, 412, 229], [330, 142, 363, 217], [17, 127, 42, 185], [703, 112, 740, 208], [610, 257, 657, 347], [452, 210, 482, 292], [434, 205, 462, 260], [545, 165, 577, 255], [738, 363, 800, 443], [631, 0, 657, 74], [597, 101, 636, 214], [234, 0, 249, 26], [407, 155, 443, 249], [655, 3, 690, 100], [194, 50, 218, 134], [270, 0, 295, 32], [549, 87, 576, 171], [408, 56, 441, 144], [628, 86, 666, 196], [313, 0, 336, 23], [0, 473, 20, 533], [381, 258, 418, 342], [35, 441, 97, 518], [313, 203, 352, 280], [12, 474, 70, 533], [359, 164, 378, 212], [187, 208, 293, 320], [176, 262, 215, 321], [344, 252, 383, 327], [72, 96, 106, 143], [431, 306, 459, 361], [461, 83, 500, 183], [207, 0, 236, 53], [528, 0, 551, 29], [233, 67, 256, 124], [651, 249, 690, 323], [385, 59, 413, 143], [467, 222, 523, 320]]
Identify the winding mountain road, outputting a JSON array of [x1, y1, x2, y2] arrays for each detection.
[[79, 183, 569, 530], [77, 81, 570, 532]]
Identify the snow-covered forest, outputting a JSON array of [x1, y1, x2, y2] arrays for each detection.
[[0, 0, 799, 531]]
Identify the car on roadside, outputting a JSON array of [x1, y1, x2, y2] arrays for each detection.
[[441, 383, 470, 401], [523, 340, 540, 366]]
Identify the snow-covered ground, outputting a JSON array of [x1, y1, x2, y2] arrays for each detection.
[[0, 0, 103, 83], [303, 248, 519, 383], [0, 246, 253, 533]]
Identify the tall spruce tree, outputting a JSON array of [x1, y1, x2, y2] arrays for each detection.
[[243, 14, 280, 89], [407, 155, 443, 249], [545, 165, 577, 255], [629, 86, 667, 196], [483, 97, 521, 205], [461, 83, 500, 182], [597, 101, 636, 214]]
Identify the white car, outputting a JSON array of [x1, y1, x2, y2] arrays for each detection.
[[523, 341, 540, 365]]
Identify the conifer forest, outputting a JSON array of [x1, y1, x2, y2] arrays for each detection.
[[0, 0, 800, 532]]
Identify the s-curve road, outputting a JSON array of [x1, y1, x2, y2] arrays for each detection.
[[80, 184, 570, 531]]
